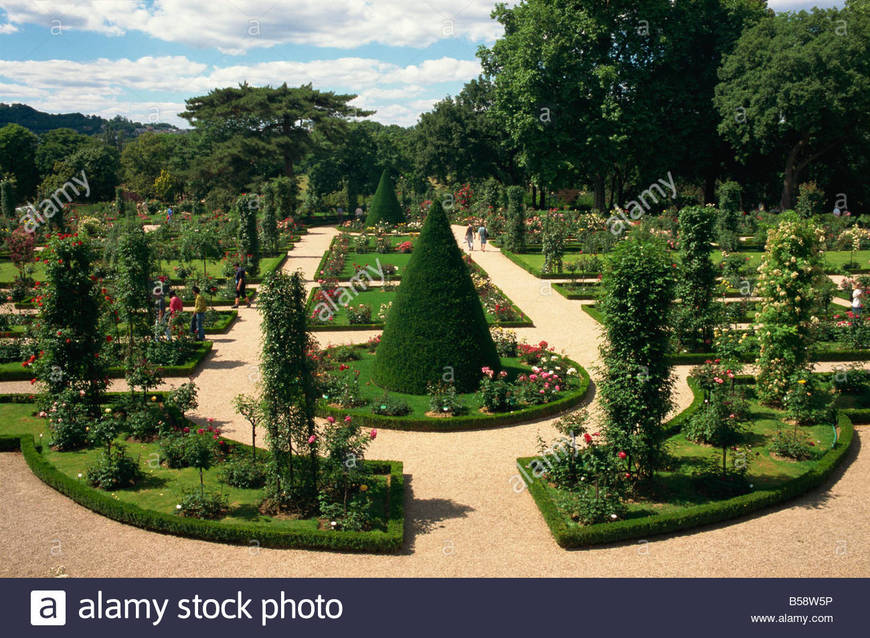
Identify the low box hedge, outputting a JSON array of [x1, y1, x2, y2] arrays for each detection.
[[316, 362, 591, 432], [0, 341, 213, 382], [519, 407, 855, 549], [2, 432, 404, 553]]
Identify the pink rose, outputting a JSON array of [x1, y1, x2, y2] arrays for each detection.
[[308, 435, 317, 444], [370, 429, 378, 440]]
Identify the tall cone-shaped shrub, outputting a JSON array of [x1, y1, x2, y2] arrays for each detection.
[[365, 169, 405, 226], [373, 199, 498, 393]]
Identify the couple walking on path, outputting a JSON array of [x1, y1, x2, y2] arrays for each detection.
[[465, 223, 488, 251]]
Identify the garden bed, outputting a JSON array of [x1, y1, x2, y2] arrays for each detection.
[[0, 340, 213, 381], [0, 405, 404, 553], [315, 345, 591, 431], [519, 379, 855, 548]]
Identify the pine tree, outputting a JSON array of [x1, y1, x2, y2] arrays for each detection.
[[373, 199, 499, 393]]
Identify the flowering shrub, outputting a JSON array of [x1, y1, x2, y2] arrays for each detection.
[[782, 372, 836, 426], [377, 301, 392, 322], [427, 381, 464, 415], [371, 392, 411, 416], [517, 340, 550, 365], [318, 415, 377, 531], [478, 366, 513, 411], [490, 327, 518, 357], [347, 304, 372, 325], [86, 446, 142, 490], [514, 365, 566, 405], [769, 430, 816, 461], [46, 389, 90, 450], [754, 217, 826, 405], [395, 240, 413, 253], [831, 311, 870, 349]]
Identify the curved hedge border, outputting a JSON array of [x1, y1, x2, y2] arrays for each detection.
[[581, 304, 870, 364], [0, 341, 213, 382], [0, 432, 404, 553], [519, 387, 855, 548], [317, 361, 591, 432]]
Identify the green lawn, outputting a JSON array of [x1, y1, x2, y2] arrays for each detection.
[[538, 393, 836, 522], [0, 403, 391, 533], [308, 286, 530, 328], [336, 252, 413, 281]]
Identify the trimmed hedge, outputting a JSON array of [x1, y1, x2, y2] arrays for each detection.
[[519, 410, 855, 549], [319, 361, 591, 432], [0, 341, 213, 381], [1, 432, 405, 553], [500, 249, 599, 279], [581, 304, 870, 364], [373, 199, 500, 394], [364, 169, 405, 226]]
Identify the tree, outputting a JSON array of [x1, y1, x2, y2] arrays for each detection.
[[715, 3, 870, 209], [674, 205, 719, 351], [598, 228, 675, 480], [33, 234, 109, 413], [754, 215, 826, 405], [258, 271, 319, 513], [114, 221, 153, 372], [233, 193, 260, 276], [373, 199, 499, 394], [0, 123, 39, 197], [365, 169, 405, 226], [261, 176, 296, 250], [0, 178, 15, 218], [35, 128, 91, 178], [180, 83, 372, 192], [40, 142, 119, 202], [119, 131, 177, 197], [504, 185, 525, 253]]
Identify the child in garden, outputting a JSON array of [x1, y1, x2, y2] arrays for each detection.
[[465, 224, 475, 251], [232, 263, 251, 308], [478, 222, 488, 251], [191, 286, 206, 341]]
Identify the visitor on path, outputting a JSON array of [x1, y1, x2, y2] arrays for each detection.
[[166, 206, 173, 223], [191, 286, 206, 341], [853, 287, 863, 317], [465, 224, 475, 251], [478, 222, 488, 252], [154, 290, 167, 338], [232, 263, 251, 308], [168, 290, 182, 339]]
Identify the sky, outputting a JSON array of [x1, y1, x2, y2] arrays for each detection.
[[0, 0, 846, 129]]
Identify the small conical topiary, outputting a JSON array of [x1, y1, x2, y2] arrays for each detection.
[[365, 169, 405, 226], [373, 199, 499, 394]]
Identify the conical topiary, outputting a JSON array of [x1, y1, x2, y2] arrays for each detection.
[[373, 199, 499, 394], [365, 169, 405, 226]]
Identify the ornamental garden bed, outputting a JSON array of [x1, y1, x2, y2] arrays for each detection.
[[0, 403, 404, 553], [0, 340, 213, 381], [519, 379, 854, 548], [305, 286, 532, 330], [580, 304, 870, 363], [314, 343, 590, 431]]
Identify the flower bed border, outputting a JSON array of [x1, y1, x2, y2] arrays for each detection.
[[0, 431, 404, 553], [519, 379, 855, 548], [0, 341, 213, 381], [317, 361, 591, 432]]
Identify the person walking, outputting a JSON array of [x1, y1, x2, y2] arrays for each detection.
[[477, 222, 488, 252], [232, 263, 250, 308], [465, 224, 475, 251], [168, 290, 182, 339], [191, 286, 207, 341], [853, 287, 863, 317]]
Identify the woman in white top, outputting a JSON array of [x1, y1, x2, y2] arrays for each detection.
[[853, 288, 863, 316]]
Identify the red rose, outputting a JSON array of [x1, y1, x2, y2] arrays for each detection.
[[618, 451, 627, 459]]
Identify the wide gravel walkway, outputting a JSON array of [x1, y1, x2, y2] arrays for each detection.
[[1, 225, 867, 577]]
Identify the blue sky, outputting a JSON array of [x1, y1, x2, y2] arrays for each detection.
[[0, 1, 845, 129]]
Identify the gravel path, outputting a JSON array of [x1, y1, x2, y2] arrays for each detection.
[[1, 225, 867, 577]]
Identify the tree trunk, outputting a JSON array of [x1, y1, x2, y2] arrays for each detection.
[[531, 184, 537, 209], [780, 140, 805, 210], [593, 175, 606, 211], [704, 173, 716, 205]]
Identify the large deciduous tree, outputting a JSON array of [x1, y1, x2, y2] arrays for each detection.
[[715, 2, 870, 209]]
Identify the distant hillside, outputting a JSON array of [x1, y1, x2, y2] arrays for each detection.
[[0, 103, 180, 136]]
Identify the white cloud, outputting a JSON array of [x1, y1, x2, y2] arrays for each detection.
[[0, 55, 479, 127], [0, 0, 508, 52]]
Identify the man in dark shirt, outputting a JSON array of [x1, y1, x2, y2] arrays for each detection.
[[232, 263, 251, 308]]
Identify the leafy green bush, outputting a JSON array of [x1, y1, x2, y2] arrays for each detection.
[[219, 456, 267, 489], [783, 372, 836, 426], [178, 488, 228, 519], [125, 406, 163, 440], [427, 381, 465, 415], [371, 393, 411, 417], [86, 446, 142, 490], [46, 389, 90, 450], [554, 484, 627, 525], [347, 304, 372, 324], [769, 430, 816, 461], [478, 367, 514, 412]]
